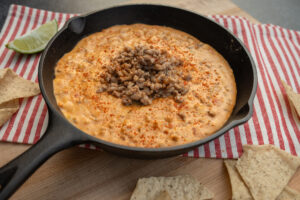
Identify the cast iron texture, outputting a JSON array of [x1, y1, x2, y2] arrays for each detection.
[[0, 4, 257, 200]]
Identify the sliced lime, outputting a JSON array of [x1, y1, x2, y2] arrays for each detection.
[[6, 19, 58, 54]]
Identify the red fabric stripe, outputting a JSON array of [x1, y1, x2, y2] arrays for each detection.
[[244, 20, 275, 145], [238, 18, 267, 145], [57, 12, 63, 26], [256, 25, 297, 153], [66, 13, 71, 21], [214, 139, 222, 158], [182, 152, 188, 157], [278, 29, 300, 90], [0, 5, 18, 46], [193, 148, 199, 158], [223, 132, 233, 158], [203, 143, 211, 158], [266, 27, 299, 90], [259, 25, 300, 137]]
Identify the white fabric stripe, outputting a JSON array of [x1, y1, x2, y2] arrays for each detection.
[[254, 25, 297, 153], [242, 20, 273, 145], [251, 25, 284, 147], [218, 135, 228, 158], [17, 9, 47, 142], [228, 129, 238, 158], [238, 126, 247, 145], [198, 145, 205, 157], [209, 141, 216, 158], [268, 28, 298, 90], [187, 150, 194, 157], [273, 28, 300, 87]]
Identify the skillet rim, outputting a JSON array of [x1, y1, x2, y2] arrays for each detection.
[[38, 4, 257, 154]]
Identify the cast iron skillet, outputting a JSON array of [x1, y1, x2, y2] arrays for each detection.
[[0, 4, 257, 199]]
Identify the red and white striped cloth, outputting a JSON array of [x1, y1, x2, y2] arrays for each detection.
[[0, 4, 299, 158]]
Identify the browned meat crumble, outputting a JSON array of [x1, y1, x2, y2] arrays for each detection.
[[97, 46, 191, 105]]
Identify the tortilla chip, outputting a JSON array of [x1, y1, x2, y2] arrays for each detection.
[[0, 68, 40, 105], [130, 175, 213, 200], [236, 145, 300, 200], [224, 160, 253, 200], [282, 80, 300, 117], [0, 68, 40, 127], [155, 191, 172, 200], [277, 186, 300, 200], [0, 99, 19, 126]]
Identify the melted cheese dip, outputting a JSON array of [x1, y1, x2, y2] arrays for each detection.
[[53, 24, 236, 148]]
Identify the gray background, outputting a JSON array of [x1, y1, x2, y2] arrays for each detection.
[[0, 0, 300, 30]]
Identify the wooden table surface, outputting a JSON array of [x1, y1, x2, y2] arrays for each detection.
[[1, 0, 300, 199]]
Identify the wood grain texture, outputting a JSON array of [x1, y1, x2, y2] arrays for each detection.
[[1, 0, 299, 199]]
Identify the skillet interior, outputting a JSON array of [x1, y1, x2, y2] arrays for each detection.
[[39, 4, 257, 157]]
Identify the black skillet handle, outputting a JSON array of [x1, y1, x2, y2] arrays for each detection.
[[0, 111, 86, 200]]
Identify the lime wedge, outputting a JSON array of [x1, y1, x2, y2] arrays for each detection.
[[6, 20, 58, 54]]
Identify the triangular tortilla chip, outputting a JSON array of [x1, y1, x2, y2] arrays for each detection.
[[277, 186, 300, 200], [236, 145, 300, 200], [224, 160, 253, 200], [0, 68, 40, 105], [0, 99, 19, 127], [130, 175, 213, 200], [282, 80, 300, 117]]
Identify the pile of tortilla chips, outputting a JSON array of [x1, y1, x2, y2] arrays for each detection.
[[0, 68, 40, 127], [130, 175, 213, 200], [225, 145, 300, 200]]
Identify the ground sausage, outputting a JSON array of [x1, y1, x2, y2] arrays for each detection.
[[97, 46, 191, 105]]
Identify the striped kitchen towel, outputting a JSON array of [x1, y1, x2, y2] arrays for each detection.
[[0, 4, 299, 158]]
